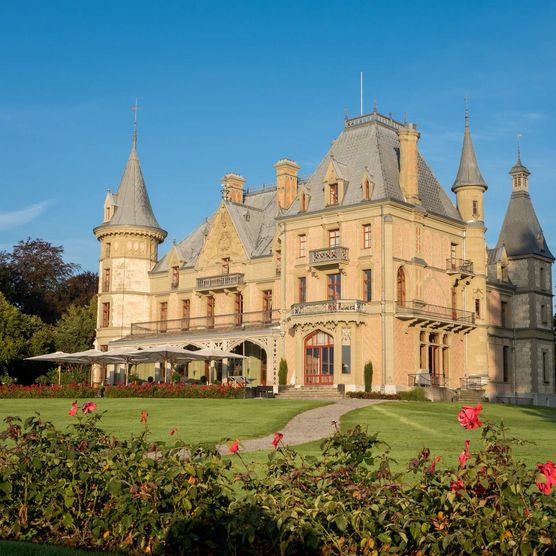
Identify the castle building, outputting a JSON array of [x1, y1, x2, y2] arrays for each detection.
[[93, 110, 555, 405]]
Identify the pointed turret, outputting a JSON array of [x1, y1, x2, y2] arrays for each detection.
[[452, 109, 487, 222], [105, 130, 164, 230], [496, 152, 553, 259], [452, 113, 487, 191]]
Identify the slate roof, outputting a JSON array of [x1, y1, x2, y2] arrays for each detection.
[[283, 113, 461, 221], [452, 119, 487, 190], [106, 132, 163, 230], [496, 190, 554, 260]]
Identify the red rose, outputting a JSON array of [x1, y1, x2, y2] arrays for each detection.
[[229, 440, 240, 454], [272, 432, 284, 448], [457, 403, 483, 430]]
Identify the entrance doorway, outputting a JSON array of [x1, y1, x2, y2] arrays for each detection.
[[231, 341, 267, 386], [304, 330, 335, 385]]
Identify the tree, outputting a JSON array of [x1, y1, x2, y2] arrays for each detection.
[[0, 292, 53, 382], [0, 238, 97, 323], [53, 299, 97, 353]]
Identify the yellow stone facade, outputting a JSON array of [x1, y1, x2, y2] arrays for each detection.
[[93, 111, 554, 404]]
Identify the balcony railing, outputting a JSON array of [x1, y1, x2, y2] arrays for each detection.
[[130, 309, 279, 336], [196, 272, 244, 291], [446, 258, 474, 275], [291, 299, 367, 316], [309, 246, 349, 266], [396, 301, 475, 325], [460, 375, 488, 390], [408, 373, 447, 388]]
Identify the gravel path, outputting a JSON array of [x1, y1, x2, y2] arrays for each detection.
[[218, 398, 388, 454]]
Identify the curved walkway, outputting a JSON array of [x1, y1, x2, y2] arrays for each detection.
[[218, 398, 388, 454]]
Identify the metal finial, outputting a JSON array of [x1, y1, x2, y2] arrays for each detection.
[[373, 98, 377, 113], [464, 96, 469, 127], [131, 98, 140, 149], [517, 133, 523, 163], [344, 107, 348, 121]]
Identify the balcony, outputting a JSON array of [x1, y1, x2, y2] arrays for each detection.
[[395, 301, 475, 331], [309, 246, 349, 268], [196, 272, 244, 292], [446, 258, 474, 276], [130, 309, 280, 336], [291, 299, 367, 317]]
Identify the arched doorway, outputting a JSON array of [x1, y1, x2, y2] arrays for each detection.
[[304, 330, 334, 385], [397, 267, 406, 305], [231, 341, 267, 386]]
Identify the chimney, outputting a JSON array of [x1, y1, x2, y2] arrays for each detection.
[[221, 173, 245, 204], [274, 159, 300, 209], [398, 123, 420, 204]]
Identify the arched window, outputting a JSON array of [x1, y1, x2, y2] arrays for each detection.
[[397, 267, 406, 305], [304, 330, 334, 385]]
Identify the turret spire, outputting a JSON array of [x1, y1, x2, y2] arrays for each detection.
[[452, 103, 487, 192], [509, 135, 530, 193]]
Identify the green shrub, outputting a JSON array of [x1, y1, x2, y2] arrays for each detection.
[[347, 391, 400, 400], [1, 406, 555, 554], [278, 358, 288, 385], [363, 361, 373, 392], [399, 387, 431, 401]]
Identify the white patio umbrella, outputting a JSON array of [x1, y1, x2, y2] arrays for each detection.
[[25, 351, 73, 385], [124, 345, 205, 383], [97, 347, 152, 385]]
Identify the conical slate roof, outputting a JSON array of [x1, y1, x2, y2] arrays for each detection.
[[107, 132, 162, 229], [496, 188, 554, 260], [452, 119, 487, 191]]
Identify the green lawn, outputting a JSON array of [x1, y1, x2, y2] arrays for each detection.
[[0, 398, 329, 446], [240, 401, 556, 472]]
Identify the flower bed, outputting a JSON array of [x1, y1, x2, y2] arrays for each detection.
[[0, 383, 246, 399], [0, 402, 554, 554]]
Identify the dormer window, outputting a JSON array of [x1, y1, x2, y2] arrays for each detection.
[[171, 266, 179, 289], [363, 179, 372, 200], [222, 257, 230, 275], [300, 192, 307, 211], [329, 183, 339, 205], [104, 206, 111, 221]]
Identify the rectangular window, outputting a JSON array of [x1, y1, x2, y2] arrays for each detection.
[[104, 206, 111, 221], [298, 277, 307, 303], [542, 351, 549, 383], [475, 298, 481, 319], [171, 266, 179, 289], [450, 243, 457, 261], [102, 302, 110, 328], [159, 302, 168, 333], [541, 304, 548, 324], [502, 345, 510, 383], [329, 183, 338, 205], [105, 242, 111, 258], [103, 268, 111, 292], [181, 299, 190, 331], [235, 292, 243, 326], [363, 269, 372, 302], [342, 345, 351, 374], [262, 290, 273, 323], [207, 296, 215, 329], [222, 257, 230, 275], [298, 234, 307, 257], [363, 224, 372, 249], [328, 229, 340, 249], [472, 200, 479, 218], [501, 301, 508, 327], [540, 266, 545, 289], [327, 273, 341, 300], [363, 179, 370, 200]]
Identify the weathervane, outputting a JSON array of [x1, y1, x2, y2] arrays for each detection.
[[517, 133, 523, 162], [131, 98, 140, 147]]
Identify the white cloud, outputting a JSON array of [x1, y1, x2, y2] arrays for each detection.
[[0, 201, 50, 230]]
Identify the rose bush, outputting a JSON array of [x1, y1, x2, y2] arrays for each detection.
[[0, 404, 554, 555]]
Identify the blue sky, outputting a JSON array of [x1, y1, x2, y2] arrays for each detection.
[[0, 1, 554, 274]]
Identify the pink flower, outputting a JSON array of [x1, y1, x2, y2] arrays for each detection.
[[82, 402, 97, 414], [428, 456, 441, 474], [140, 410, 148, 423], [272, 432, 284, 448], [450, 479, 465, 492], [229, 440, 239, 454], [68, 401, 78, 416], [457, 403, 483, 430], [458, 439, 471, 469], [536, 461, 556, 495]]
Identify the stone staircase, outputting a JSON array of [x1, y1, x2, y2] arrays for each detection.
[[457, 389, 485, 404], [276, 385, 344, 400]]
